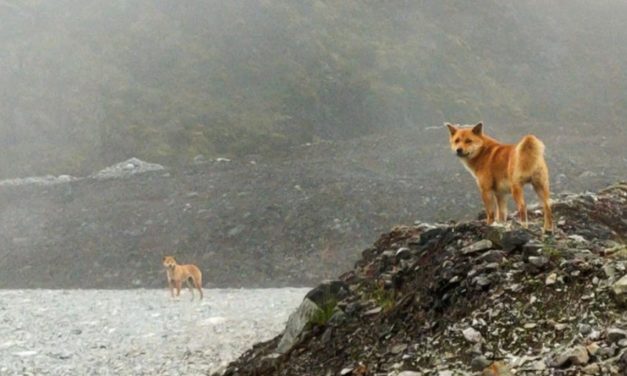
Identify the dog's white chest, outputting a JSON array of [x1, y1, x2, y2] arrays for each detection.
[[460, 159, 477, 179]]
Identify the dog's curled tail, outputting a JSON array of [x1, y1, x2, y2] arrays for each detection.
[[517, 134, 545, 155], [514, 135, 545, 174]]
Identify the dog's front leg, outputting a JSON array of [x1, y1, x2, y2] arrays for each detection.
[[175, 280, 182, 297], [168, 280, 175, 298], [495, 193, 508, 223], [480, 187, 496, 225]]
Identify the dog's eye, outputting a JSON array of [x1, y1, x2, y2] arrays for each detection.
[[464, 139, 472, 144], [454, 138, 460, 143]]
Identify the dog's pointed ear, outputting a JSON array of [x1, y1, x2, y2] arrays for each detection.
[[445, 122, 457, 136], [472, 122, 483, 135]]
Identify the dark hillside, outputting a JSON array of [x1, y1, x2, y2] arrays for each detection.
[[0, 128, 623, 289]]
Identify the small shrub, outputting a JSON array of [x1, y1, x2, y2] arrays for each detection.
[[310, 298, 338, 327], [543, 246, 561, 262], [371, 286, 396, 313]]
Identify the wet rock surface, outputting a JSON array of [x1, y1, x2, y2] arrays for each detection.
[[220, 183, 627, 375]]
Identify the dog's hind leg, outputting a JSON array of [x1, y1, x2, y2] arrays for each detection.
[[532, 170, 553, 233], [511, 183, 528, 228], [193, 276, 203, 300], [186, 278, 195, 301]]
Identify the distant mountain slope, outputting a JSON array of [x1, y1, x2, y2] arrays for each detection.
[[1, 1, 626, 177]]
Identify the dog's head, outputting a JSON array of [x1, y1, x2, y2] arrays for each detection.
[[445, 122, 485, 160], [162, 256, 177, 269]]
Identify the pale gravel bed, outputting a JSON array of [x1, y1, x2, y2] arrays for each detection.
[[0, 288, 310, 376]]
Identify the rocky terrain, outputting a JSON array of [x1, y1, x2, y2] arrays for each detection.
[[0, 127, 624, 289], [219, 182, 627, 375]]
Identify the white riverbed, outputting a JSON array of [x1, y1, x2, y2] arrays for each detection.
[[0, 288, 309, 376]]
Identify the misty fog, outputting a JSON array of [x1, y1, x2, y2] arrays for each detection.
[[0, 1, 626, 374], [0, 0, 626, 177]]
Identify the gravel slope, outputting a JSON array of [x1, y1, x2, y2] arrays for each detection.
[[0, 288, 309, 376], [1, 127, 624, 290]]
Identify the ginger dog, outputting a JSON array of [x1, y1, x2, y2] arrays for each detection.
[[162, 256, 203, 300], [446, 122, 553, 233]]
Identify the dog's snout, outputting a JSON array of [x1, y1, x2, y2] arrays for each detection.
[[456, 148, 464, 156]]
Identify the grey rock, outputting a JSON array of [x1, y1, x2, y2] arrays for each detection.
[[526, 360, 547, 371], [611, 274, 627, 306], [321, 327, 333, 344], [548, 345, 589, 368], [470, 355, 491, 370], [396, 247, 412, 260], [259, 354, 281, 372], [501, 230, 532, 253], [596, 345, 617, 359], [618, 350, 627, 370], [604, 264, 618, 281], [581, 363, 601, 375], [462, 327, 482, 343], [478, 250, 506, 263], [578, 324, 592, 336], [523, 240, 544, 254], [193, 154, 208, 164], [390, 343, 408, 354], [305, 280, 348, 306], [473, 275, 491, 287], [588, 330, 601, 341], [365, 307, 382, 316], [276, 298, 320, 354], [568, 234, 587, 243], [92, 158, 165, 180], [461, 239, 493, 254], [528, 256, 549, 268], [607, 328, 627, 344], [329, 309, 347, 325], [545, 273, 558, 285]]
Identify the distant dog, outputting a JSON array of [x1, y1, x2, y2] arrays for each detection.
[[162, 256, 203, 300], [445, 122, 553, 233]]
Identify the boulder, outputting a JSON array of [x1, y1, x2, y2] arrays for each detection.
[[611, 275, 627, 306]]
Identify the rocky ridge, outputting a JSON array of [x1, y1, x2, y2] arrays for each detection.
[[219, 182, 627, 375]]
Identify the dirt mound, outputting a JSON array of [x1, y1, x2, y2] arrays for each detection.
[[219, 183, 627, 375]]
